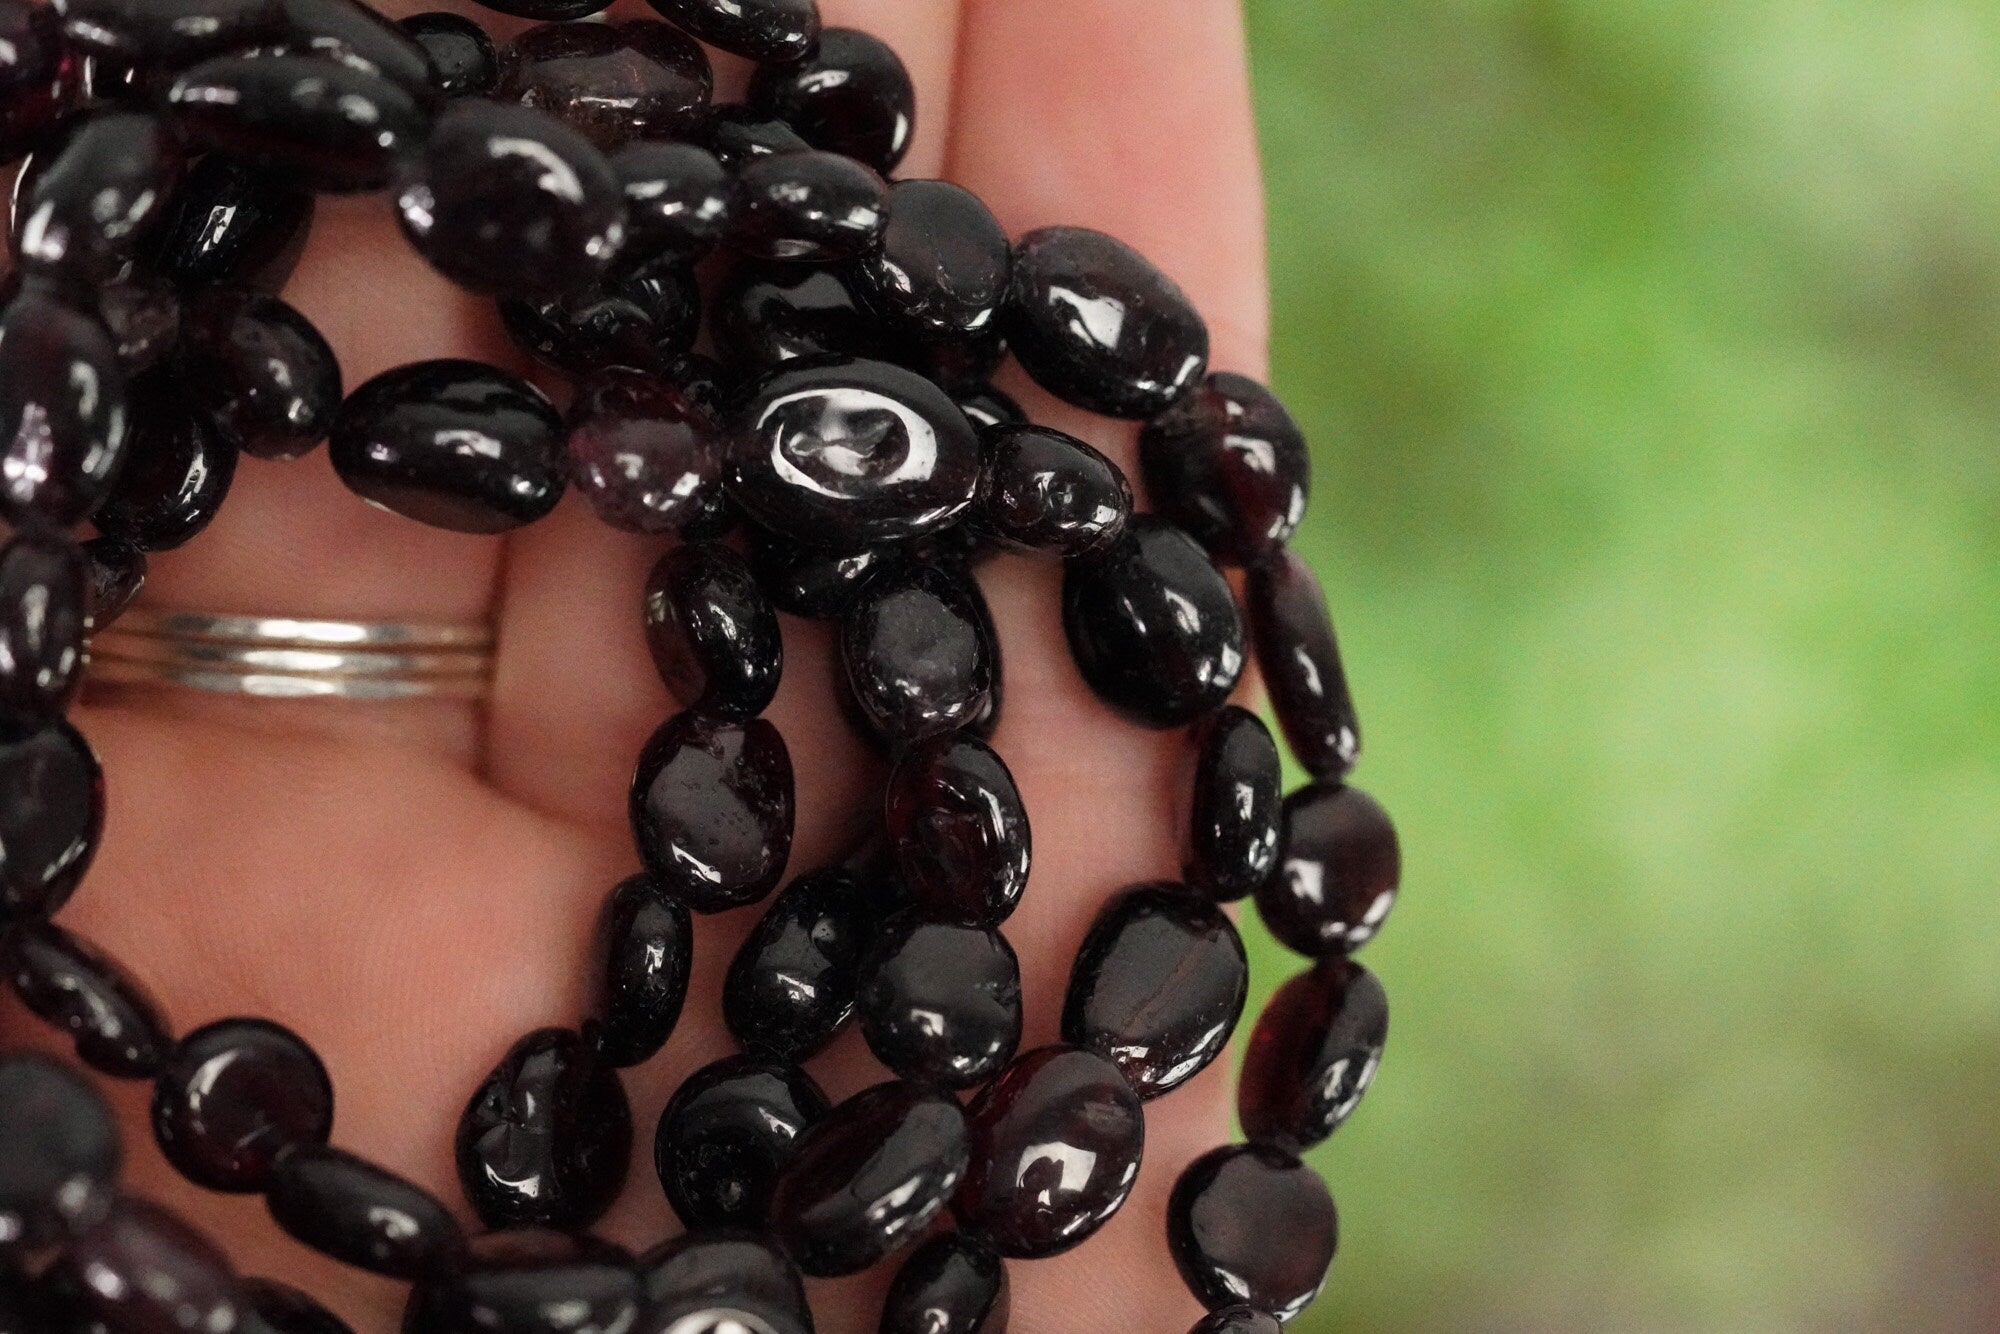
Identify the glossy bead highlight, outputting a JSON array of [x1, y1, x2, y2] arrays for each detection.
[[1260, 783, 1400, 957], [151, 1017, 334, 1193]]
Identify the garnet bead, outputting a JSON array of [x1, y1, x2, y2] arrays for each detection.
[[646, 0, 819, 63], [2, 921, 172, 1078], [401, 12, 496, 97], [1261, 782, 1400, 957], [842, 562, 994, 741], [856, 179, 1011, 341], [747, 27, 914, 175], [955, 1046, 1145, 1259], [1062, 515, 1245, 728], [1140, 372, 1310, 566], [151, 1017, 333, 1193], [885, 731, 1030, 925], [1240, 958, 1387, 1151], [713, 261, 885, 370], [462, 0, 610, 18], [629, 712, 794, 913], [747, 529, 892, 620], [723, 866, 875, 1063], [65, 1197, 243, 1333], [499, 20, 711, 150], [15, 111, 183, 281], [974, 423, 1132, 557], [1190, 1307, 1282, 1334], [638, 1229, 812, 1334], [697, 103, 810, 171], [93, 376, 237, 551], [644, 542, 782, 720], [0, 1053, 119, 1247], [181, 288, 341, 460], [1167, 1143, 1337, 1322], [730, 148, 888, 264], [0, 720, 104, 925], [0, 530, 87, 729], [0, 284, 129, 526], [500, 253, 700, 378], [1247, 547, 1362, 780], [0, 2, 79, 165], [860, 916, 1021, 1090], [147, 153, 314, 292], [405, 1229, 639, 1334], [330, 359, 566, 534], [81, 535, 146, 627], [274, 0, 440, 104], [98, 270, 182, 373], [266, 1145, 464, 1281], [1005, 225, 1209, 419], [456, 1028, 632, 1231], [593, 874, 693, 1069], [612, 140, 729, 261], [956, 383, 1024, 432], [166, 55, 428, 195], [882, 1233, 1009, 1334], [565, 367, 723, 535], [655, 1054, 827, 1231], [769, 1081, 969, 1278], [245, 1276, 356, 1334], [56, 0, 282, 70], [1184, 705, 1283, 903]]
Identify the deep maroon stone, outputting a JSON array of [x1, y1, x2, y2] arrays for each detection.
[[1190, 1307, 1283, 1334], [860, 916, 1021, 1090], [695, 103, 809, 171], [842, 562, 993, 741], [15, 111, 183, 281], [730, 148, 888, 264], [244, 1277, 356, 1334], [638, 1230, 811, 1334], [1062, 515, 1245, 728], [855, 179, 1010, 342], [0, 1054, 118, 1248], [401, 12, 495, 97], [565, 367, 723, 535], [500, 254, 700, 378], [267, 1145, 464, 1280], [147, 153, 314, 292], [330, 359, 566, 534], [0, 284, 129, 526], [0, 530, 86, 729], [0, 721, 103, 925], [882, 1232, 1009, 1334], [974, 423, 1131, 557], [500, 19, 709, 150], [769, 1081, 969, 1278], [56, 0, 281, 72], [645, 0, 817, 62], [712, 261, 887, 370], [885, 731, 1029, 925], [167, 55, 427, 194], [612, 140, 728, 261], [1261, 783, 1399, 957], [747, 27, 912, 174], [956, 383, 1024, 432], [655, 1054, 827, 1232], [181, 287, 340, 461], [152, 1017, 332, 1193], [273, 0, 439, 104], [456, 1028, 632, 1231], [1005, 225, 1209, 419], [1168, 1144, 1337, 1321], [98, 269, 181, 373], [1141, 372, 1310, 565], [1184, 705, 1283, 903], [2, 921, 172, 1079], [461, 0, 609, 18], [1248, 547, 1362, 781], [629, 712, 794, 913], [81, 535, 145, 627], [405, 1229, 638, 1334], [1240, 958, 1388, 1151], [94, 375, 236, 551], [723, 866, 874, 1064], [746, 528, 894, 619], [0, 2, 80, 165], [66, 1198, 243, 1332], [591, 874, 692, 1069], [955, 1046, 1144, 1259]]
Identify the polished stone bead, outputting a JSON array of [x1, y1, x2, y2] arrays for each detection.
[[696, 103, 809, 171], [638, 1230, 811, 1334], [94, 377, 236, 552], [1240, 958, 1387, 1151], [1062, 883, 1247, 1100], [463, 0, 610, 18], [1005, 226, 1209, 420], [1167, 1144, 1337, 1322], [1061, 515, 1245, 728], [860, 917, 1020, 1090], [769, 1081, 969, 1278], [565, 367, 722, 536], [723, 867, 873, 1063], [0, 530, 86, 729], [152, 1017, 333, 1193], [2, 922, 172, 1078], [1184, 705, 1282, 903], [612, 140, 728, 261], [974, 424, 1130, 557], [66, 1197, 244, 1332], [81, 535, 145, 627], [592, 874, 692, 1069], [730, 357, 981, 547], [244, 1277, 356, 1334], [500, 20, 709, 150], [0, 2, 80, 165], [401, 12, 494, 97], [405, 1229, 638, 1334], [0, 1053, 118, 1247], [147, 152, 314, 292], [0, 721, 103, 925], [274, 0, 440, 104], [645, 0, 817, 62], [167, 55, 428, 194], [395, 98, 624, 300], [747, 528, 893, 619], [1140, 372, 1309, 566], [55, 0, 281, 71], [747, 27, 912, 175], [882, 1232, 1009, 1334], [500, 254, 700, 378], [1247, 548, 1361, 781], [98, 269, 181, 373], [712, 261, 887, 370], [1261, 783, 1399, 957], [654, 1054, 827, 1231], [730, 148, 888, 264], [855, 179, 1010, 343], [456, 1028, 631, 1231], [330, 359, 566, 534], [267, 1145, 464, 1280], [842, 562, 993, 741], [181, 288, 339, 461], [15, 111, 183, 282], [1189, 1307, 1282, 1334], [0, 285, 129, 526], [955, 383, 1023, 432], [629, 712, 794, 913], [955, 1046, 1144, 1259], [885, 732, 1028, 925]]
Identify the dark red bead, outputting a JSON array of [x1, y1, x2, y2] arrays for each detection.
[[462, 0, 610, 18], [0, 720, 104, 925], [0, 530, 87, 729], [955, 1046, 1144, 1259], [956, 383, 1024, 432], [565, 367, 723, 535], [1247, 547, 1361, 780], [166, 55, 427, 194], [98, 269, 182, 373], [0, 1, 80, 166], [1184, 705, 1282, 903], [645, 0, 818, 63], [147, 153, 314, 293], [630, 712, 794, 913], [974, 423, 1131, 557], [181, 287, 340, 461], [643, 542, 780, 721], [499, 19, 710, 150], [500, 254, 700, 378], [400, 12, 496, 97], [94, 375, 237, 551], [655, 1054, 827, 1232], [15, 111, 183, 281], [638, 1230, 811, 1334], [405, 1229, 638, 1334], [885, 731, 1029, 925], [152, 1017, 333, 1193], [272, 0, 440, 105], [2, 921, 172, 1078], [1190, 1307, 1282, 1334], [769, 1081, 969, 1278], [591, 874, 691, 1069], [456, 1028, 631, 1231], [81, 534, 145, 627], [860, 916, 1021, 1090], [713, 261, 887, 370], [1240, 958, 1387, 1151], [747, 27, 913, 175], [0, 284, 129, 526], [244, 1277, 355, 1334], [56, 0, 281, 72], [266, 1145, 464, 1280], [730, 148, 888, 264], [1141, 372, 1309, 566], [612, 140, 728, 261], [66, 1197, 244, 1333], [1005, 225, 1209, 420], [1168, 1144, 1337, 1321], [1261, 782, 1399, 957], [881, 1232, 1009, 1334], [855, 179, 1010, 342], [0, 1053, 118, 1248], [842, 562, 993, 742], [723, 867, 874, 1063], [747, 528, 894, 619], [696, 103, 809, 171]]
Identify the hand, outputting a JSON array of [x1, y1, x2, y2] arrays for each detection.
[[25, 1, 1271, 1328]]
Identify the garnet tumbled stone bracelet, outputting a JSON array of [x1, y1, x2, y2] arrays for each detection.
[[0, 1, 1401, 1331]]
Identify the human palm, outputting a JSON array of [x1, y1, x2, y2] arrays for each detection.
[[13, 2, 1274, 1328]]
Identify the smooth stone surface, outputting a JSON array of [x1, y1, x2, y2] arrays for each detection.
[[0, 1053, 118, 1248], [275, 0, 440, 104], [769, 1081, 969, 1278], [0, 530, 86, 729], [746, 26, 912, 174], [695, 103, 809, 171], [1004, 225, 1209, 419], [1247, 547, 1362, 781], [566, 367, 723, 535], [638, 1229, 811, 1334], [955, 1046, 1144, 1259], [612, 140, 728, 261], [1184, 705, 1283, 903], [400, 11, 496, 97], [152, 1017, 333, 1193], [730, 148, 888, 264], [0, 721, 104, 925], [167, 55, 427, 194], [98, 269, 182, 372], [654, 1054, 827, 1232], [181, 287, 340, 460], [0, 285, 129, 526], [56, 0, 281, 71], [0, 2, 79, 164], [1140, 371, 1310, 565], [842, 562, 993, 742], [15, 111, 183, 281], [746, 528, 893, 620], [244, 1276, 357, 1334], [644, 542, 781, 720], [859, 916, 1021, 1090], [267, 1145, 463, 1281], [500, 253, 700, 378], [456, 1028, 632, 1231], [1240, 958, 1388, 1152], [2, 921, 172, 1078], [855, 179, 1010, 341], [330, 359, 566, 534], [405, 1229, 639, 1334], [500, 19, 709, 149], [885, 732, 1029, 925], [461, 0, 610, 17], [713, 261, 886, 371], [955, 383, 1024, 432], [93, 374, 237, 550], [1190, 1307, 1283, 1334], [1061, 515, 1245, 728], [722, 866, 874, 1063], [147, 152, 314, 292], [1260, 783, 1400, 957], [66, 1197, 242, 1332], [881, 1232, 1009, 1334], [629, 712, 794, 913], [974, 423, 1131, 557], [1167, 1144, 1338, 1322], [81, 535, 145, 627], [593, 874, 692, 1069], [644, 0, 818, 62]]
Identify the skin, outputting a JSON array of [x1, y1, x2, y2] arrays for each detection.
[[3, 1, 1271, 1329]]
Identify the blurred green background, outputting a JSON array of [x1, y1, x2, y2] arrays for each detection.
[[1240, 1, 2000, 1329]]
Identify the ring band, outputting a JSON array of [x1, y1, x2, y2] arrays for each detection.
[[88, 609, 495, 701]]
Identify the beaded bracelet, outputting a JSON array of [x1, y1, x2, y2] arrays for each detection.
[[0, 2, 1402, 1331]]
